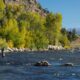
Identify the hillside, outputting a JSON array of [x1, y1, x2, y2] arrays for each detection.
[[71, 37, 80, 48], [0, 0, 77, 49], [4, 0, 48, 17]]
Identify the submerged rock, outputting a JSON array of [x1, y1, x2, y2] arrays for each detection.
[[61, 63, 74, 67], [34, 61, 51, 66]]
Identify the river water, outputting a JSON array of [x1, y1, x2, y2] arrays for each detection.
[[0, 50, 80, 80]]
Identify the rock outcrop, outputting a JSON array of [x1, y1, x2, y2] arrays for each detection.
[[4, 0, 48, 17]]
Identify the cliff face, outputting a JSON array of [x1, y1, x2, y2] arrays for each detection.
[[4, 0, 48, 17], [4, 0, 37, 5]]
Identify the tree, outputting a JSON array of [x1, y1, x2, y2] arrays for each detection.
[[45, 13, 62, 45], [29, 13, 49, 49], [67, 29, 78, 42], [60, 34, 70, 47], [72, 28, 78, 40], [0, 0, 5, 20], [0, 38, 7, 49], [2, 18, 19, 47], [61, 28, 67, 35]]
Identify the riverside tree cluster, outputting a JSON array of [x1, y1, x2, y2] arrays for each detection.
[[0, 0, 78, 50]]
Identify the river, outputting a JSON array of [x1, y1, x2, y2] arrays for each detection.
[[0, 50, 80, 80]]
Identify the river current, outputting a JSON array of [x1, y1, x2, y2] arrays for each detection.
[[0, 50, 80, 80]]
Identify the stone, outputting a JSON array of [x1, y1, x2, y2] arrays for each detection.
[[34, 61, 51, 66], [61, 63, 74, 67]]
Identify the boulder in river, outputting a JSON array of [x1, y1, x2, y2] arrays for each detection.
[[61, 63, 74, 67], [34, 61, 51, 66]]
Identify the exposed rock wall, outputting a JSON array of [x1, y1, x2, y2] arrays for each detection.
[[4, 0, 47, 17]]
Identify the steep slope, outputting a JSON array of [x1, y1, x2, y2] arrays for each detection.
[[4, 0, 49, 17]]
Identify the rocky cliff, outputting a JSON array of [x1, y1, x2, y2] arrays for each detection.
[[4, 0, 49, 17]]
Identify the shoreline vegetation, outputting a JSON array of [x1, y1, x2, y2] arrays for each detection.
[[0, 0, 79, 52]]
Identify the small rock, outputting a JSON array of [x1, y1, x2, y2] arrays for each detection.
[[62, 63, 74, 67]]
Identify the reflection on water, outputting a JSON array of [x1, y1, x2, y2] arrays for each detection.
[[0, 50, 80, 80]]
